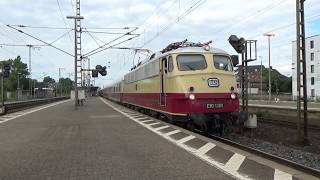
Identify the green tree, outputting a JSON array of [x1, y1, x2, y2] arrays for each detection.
[[0, 56, 30, 91], [57, 78, 73, 95], [262, 68, 292, 94]]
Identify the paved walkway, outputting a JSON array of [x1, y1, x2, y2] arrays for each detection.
[[0, 97, 233, 180]]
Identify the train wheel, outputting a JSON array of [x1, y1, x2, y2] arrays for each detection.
[[186, 120, 195, 132]]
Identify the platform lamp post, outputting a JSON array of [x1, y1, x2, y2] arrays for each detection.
[[66, 15, 84, 110], [264, 33, 275, 102]]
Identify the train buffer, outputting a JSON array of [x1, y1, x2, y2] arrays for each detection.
[[0, 97, 318, 180]]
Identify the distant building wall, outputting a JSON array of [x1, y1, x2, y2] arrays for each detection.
[[292, 34, 320, 101]]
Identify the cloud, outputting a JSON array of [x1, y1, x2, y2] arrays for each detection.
[[0, 0, 319, 86]]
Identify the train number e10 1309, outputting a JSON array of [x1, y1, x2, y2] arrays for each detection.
[[206, 103, 224, 109]]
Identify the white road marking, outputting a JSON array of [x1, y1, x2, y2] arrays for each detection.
[[164, 129, 181, 136], [100, 98, 298, 180], [0, 99, 71, 124], [274, 169, 293, 180], [131, 117, 149, 120], [130, 115, 144, 117], [2, 116, 13, 118], [176, 135, 195, 144], [224, 153, 246, 171], [140, 119, 154, 123], [196, 142, 216, 156], [147, 122, 161, 126], [154, 125, 170, 131]]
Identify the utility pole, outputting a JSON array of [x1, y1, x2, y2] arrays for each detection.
[[0, 44, 42, 99], [17, 72, 21, 100], [264, 33, 275, 102], [88, 58, 90, 87], [296, 0, 309, 145], [58, 67, 64, 96], [1, 66, 4, 108], [259, 56, 263, 100], [26, 45, 41, 99], [67, 0, 84, 109]]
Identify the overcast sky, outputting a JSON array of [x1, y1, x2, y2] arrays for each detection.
[[0, 0, 319, 87]]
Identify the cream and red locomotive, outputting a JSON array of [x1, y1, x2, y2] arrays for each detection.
[[101, 40, 240, 132]]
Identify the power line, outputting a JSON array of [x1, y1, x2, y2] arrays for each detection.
[[213, 0, 289, 42], [7, 25, 74, 57], [85, 35, 140, 57], [70, 0, 76, 15], [49, 29, 74, 45], [56, 0, 73, 42], [83, 29, 101, 47], [249, 14, 320, 39], [0, 43, 47, 47], [83, 27, 139, 57], [85, 27, 137, 30], [10, 24, 72, 30], [82, 30, 139, 35], [142, 0, 207, 47]]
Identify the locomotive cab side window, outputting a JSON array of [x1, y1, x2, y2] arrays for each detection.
[[162, 58, 168, 73], [168, 56, 174, 72], [177, 54, 207, 71], [213, 55, 233, 72]]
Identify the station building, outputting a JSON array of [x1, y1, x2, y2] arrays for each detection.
[[292, 34, 320, 101]]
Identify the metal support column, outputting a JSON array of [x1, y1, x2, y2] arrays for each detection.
[[296, 0, 309, 145]]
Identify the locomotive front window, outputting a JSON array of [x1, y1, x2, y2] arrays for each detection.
[[177, 54, 207, 71], [213, 55, 233, 72]]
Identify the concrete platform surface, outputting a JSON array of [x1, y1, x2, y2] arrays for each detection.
[[0, 97, 318, 180], [0, 97, 232, 180]]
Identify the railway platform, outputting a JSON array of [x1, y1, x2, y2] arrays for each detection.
[[0, 97, 318, 180]]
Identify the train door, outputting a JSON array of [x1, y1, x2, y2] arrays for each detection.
[[160, 57, 168, 106]]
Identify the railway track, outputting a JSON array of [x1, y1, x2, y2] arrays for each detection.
[[103, 97, 320, 177], [1, 97, 69, 114], [258, 117, 320, 131], [208, 133, 320, 178]]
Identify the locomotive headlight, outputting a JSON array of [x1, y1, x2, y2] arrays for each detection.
[[189, 94, 195, 100], [231, 93, 237, 99]]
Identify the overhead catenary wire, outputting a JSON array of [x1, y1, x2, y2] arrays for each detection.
[[49, 29, 74, 45], [82, 30, 139, 35], [83, 29, 101, 47], [56, 0, 73, 43], [7, 25, 74, 57], [212, 0, 289, 42], [85, 35, 140, 57], [142, 0, 207, 47], [83, 27, 139, 57], [85, 27, 137, 30], [10, 25, 72, 30]]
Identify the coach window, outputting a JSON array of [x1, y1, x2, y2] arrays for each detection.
[[177, 54, 207, 71], [168, 56, 174, 72]]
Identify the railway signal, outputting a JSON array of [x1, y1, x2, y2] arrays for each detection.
[[228, 35, 246, 54], [92, 70, 98, 78], [99, 66, 107, 76], [95, 65, 107, 76], [3, 64, 11, 78]]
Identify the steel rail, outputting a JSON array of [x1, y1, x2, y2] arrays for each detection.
[[2, 97, 69, 114], [209, 134, 320, 178]]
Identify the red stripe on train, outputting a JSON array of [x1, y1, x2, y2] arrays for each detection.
[[105, 93, 240, 115]]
